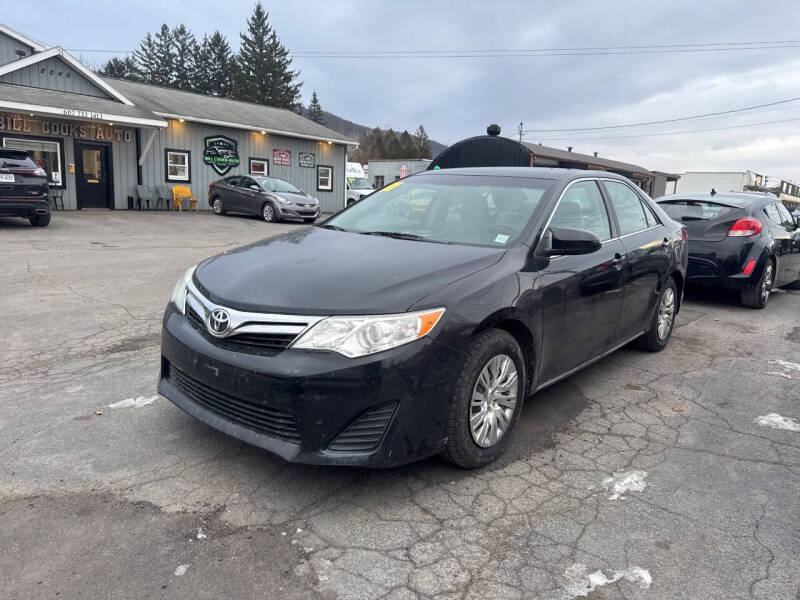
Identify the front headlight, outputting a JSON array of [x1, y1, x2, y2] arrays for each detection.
[[170, 266, 196, 315], [273, 195, 291, 204], [292, 308, 445, 358]]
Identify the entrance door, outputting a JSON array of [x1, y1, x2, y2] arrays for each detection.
[[75, 142, 112, 209]]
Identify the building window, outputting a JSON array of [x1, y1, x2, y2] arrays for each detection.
[[165, 149, 190, 182], [3, 137, 62, 186], [317, 165, 333, 191], [394, 175, 401, 181], [374, 175, 385, 189], [249, 157, 269, 176]]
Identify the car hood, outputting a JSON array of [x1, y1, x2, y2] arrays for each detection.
[[194, 226, 505, 314]]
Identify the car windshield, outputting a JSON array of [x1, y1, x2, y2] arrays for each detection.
[[325, 174, 552, 247], [255, 177, 302, 194], [348, 177, 373, 190]]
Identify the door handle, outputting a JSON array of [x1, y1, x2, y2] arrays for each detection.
[[661, 237, 670, 248], [611, 253, 625, 267]]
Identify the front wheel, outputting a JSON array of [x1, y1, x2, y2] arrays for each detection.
[[262, 202, 277, 223], [741, 259, 773, 309], [30, 213, 51, 227], [441, 329, 525, 469], [637, 278, 677, 352]]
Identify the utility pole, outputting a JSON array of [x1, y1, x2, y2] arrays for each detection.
[[518, 122, 523, 144]]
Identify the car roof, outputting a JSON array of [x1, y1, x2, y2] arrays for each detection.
[[655, 192, 775, 209], [414, 166, 635, 184]]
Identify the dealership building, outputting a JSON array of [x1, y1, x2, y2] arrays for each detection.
[[0, 24, 356, 213]]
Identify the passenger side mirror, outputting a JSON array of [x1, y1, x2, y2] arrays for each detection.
[[538, 227, 602, 256]]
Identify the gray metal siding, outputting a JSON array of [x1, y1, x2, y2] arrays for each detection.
[[139, 120, 347, 213], [0, 56, 112, 99], [0, 31, 35, 66]]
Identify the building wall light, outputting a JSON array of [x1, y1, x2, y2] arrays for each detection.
[[260, 130, 266, 135], [178, 118, 185, 123]]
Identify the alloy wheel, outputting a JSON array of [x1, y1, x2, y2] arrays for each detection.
[[263, 203, 274, 222], [212, 198, 223, 214], [470, 354, 518, 448], [657, 287, 676, 341], [761, 262, 774, 302]]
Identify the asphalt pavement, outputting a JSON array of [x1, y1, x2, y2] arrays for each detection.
[[1, 211, 798, 599]]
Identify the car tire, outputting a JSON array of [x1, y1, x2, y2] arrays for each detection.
[[262, 202, 277, 223], [441, 329, 525, 469], [29, 213, 51, 227], [212, 196, 225, 215], [637, 277, 678, 352], [740, 258, 774, 309], [302, 217, 317, 224]]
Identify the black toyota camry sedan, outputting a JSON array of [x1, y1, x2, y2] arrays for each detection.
[[160, 167, 687, 468], [656, 192, 800, 308]]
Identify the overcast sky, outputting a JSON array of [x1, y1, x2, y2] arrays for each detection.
[[8, 1, 800, 182]]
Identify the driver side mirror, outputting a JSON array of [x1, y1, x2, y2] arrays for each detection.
[[249, 184, 261, 191], [538, 227, 602, 256]]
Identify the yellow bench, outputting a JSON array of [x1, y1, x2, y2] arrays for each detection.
[[171, 185, 199, 212]]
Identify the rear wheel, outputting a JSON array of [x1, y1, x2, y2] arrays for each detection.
[[262, 202, 276, 223], [637, 278, 677, 352], [29, 213, 51, 227], [741, 259, 773, 309], [212, 196, 225, 215], [442, 329, 525, 469]]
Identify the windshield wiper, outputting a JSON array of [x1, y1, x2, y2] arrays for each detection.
[[318, 224, 349, 231], [359, 231, 450, 243]]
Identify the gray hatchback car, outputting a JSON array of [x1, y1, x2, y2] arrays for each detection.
[[208, 175, 321, 223]]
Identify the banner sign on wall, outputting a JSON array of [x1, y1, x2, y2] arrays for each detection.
[[273, 149, 291, 166], [298, 152, 316, 168], [203, 135, 240, 175]]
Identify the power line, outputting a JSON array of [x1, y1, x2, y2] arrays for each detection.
[[65, 39, 800, 57], [523, 96, 800, 133], [523, 115, 800, 142]]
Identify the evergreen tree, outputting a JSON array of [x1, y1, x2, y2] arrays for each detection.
[[233, 2, 302, 108], [198, 31, 235, 96], [152, 24, 175, 86], [307, 91, 325, 124], [100, 56, 140, 81], [398, 130, 415, 157], [132, 33, 159, 84], [386, 129, 403, 159], [172, 24, 198, 91], [415, 125, 432, 159]]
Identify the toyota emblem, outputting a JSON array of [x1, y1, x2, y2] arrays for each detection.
[[206, 308, 231, 337]]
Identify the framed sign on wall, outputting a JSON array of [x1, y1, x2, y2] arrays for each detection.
[[273, 149, 291, 166], [299, 152, 316, 168]]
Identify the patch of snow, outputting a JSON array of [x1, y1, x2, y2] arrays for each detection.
[[770, 359, 800, 372], [765, 371, 794, 380], [563, 563, 651, 597], [755, 413, 800, 432], [601, 469, 648, 500], [174, 564, 189, 577], [108, 395, 158, 409]]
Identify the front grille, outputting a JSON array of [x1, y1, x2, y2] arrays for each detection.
[[168, 364, 301, 443], [186, 305, 298, 354], [328, 402, 397, 452]]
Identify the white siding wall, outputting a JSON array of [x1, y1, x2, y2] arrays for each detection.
[[0, 56, 111, 98], [0, 31, 36, 66], [674, 172, 748, 194], [139, 120, 347, 213]]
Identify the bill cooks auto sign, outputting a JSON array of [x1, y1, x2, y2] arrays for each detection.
[[203, 135, 241, 175]]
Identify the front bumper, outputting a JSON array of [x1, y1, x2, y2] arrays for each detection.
[[276, 203, 320, 220], [0, 196, 49, 218], [158, 304, 463, 466]]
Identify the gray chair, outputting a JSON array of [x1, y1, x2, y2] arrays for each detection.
[[135, 185, 153, 210], [156, 185, 172, 210]]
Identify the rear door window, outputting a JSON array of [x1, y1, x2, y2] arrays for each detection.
[[775, 203, 796, 227], [226, 176, 241, 187], [603, 181, 652, 235]]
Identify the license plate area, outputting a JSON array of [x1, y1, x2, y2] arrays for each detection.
[[0, 174, 15, 183]]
